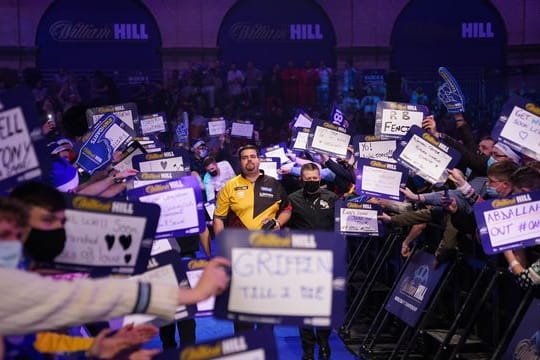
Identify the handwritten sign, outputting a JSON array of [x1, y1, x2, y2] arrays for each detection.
[[0, 88, 50, 191], [132, 150, 188, 172], [293, 111, 313, 128], [375, 101, 428, 139], [87, 102, 138, 132], [127, 176, 205, 239], [261, 143, 291, 166], [474, 191, 540, 254], [139, 112, 167, 136], [153, 328, 278, 360], [182, 258, 217, 316], [258, 157, 281, 180], [307, 119, 351, 158], [356, 159, 407, 201], [208, 118, 227, 136], [492, 95, 540, 161], [291, 127, 310, 151], [395, 126, 461, 184], [231, 121, 254, 138], [115, 251, 197, 328], [503, 298, 540, 360], [112, 141, 146, 172], [50, 194, 159, 275], [214, 230, 346, 327], [385, 250, 449, 327], [335, 200, 382, 236], [355, 135, 397, 163], [76, 113, 133, 174]]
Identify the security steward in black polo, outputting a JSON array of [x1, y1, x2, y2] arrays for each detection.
[[287, 162, 338, 360]]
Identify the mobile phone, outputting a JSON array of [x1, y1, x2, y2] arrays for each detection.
[[261, 219, 276, 230]]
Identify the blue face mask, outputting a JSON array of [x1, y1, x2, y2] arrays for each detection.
[[0, 241, 22, 269], [485, 187, 498, 198], [486, 156, 497, 168]]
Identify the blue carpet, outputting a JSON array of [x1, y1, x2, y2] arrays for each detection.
[[145, 317, 357, 359]]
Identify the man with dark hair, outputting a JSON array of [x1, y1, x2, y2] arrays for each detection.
[[287, 163, 337, 360], [213, 144, 291, 333]]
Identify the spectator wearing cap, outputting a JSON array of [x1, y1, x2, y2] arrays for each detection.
[[189, 140, 209, 178]]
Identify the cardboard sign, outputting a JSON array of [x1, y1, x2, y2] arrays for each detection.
[[355, 159, 408, 201], [50, 194, 160, 275], [181, 257, 216, 317], [0, 88, 50, 191], [258, 157, 281, 180], [127, 176, 206, 239], [117, 251, 194, 328], [231, 121, 254, 138], [139, 112, 167, 135], [492, 95, 540, 161], [76, 113, 133, 174], [375, 101, 429, 139], [132, 150, 188, 172], [395, 126, 461, 184], [87, 102, 138, 132], [329, 104, 350, 129], [112, 141, 146, 172], [307, 119, 351, 158], [129, 171, 189, 190], [261, 143, 291, 166], [503, 298, 540, 360], [154, 328, 278, 360], [293, 111, 313, 128], [214, 229, 346, 327], [385, 250, 449, 327], [474, 191, 540, 254], [291, 127, 311, 151], [208, 118, 227, 136], [335, 200, 382, 236], [354, 135, 397, 163]]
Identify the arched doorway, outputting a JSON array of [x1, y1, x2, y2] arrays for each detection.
[[36, 0, 163, 87], [390, 0, 507, 103], [217, 0, 337, 70]]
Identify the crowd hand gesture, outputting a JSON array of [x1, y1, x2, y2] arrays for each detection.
[[447, 168, 467, 188], [188, 257, 230, 303], [87, 324, 158, 359], [112, 168, 139, 181], [41, 120, 56, 136], [377, 212, 392, 223], [399, 187, 418, 201], [277, 166, 291, 175], [441, 196, 458, 214], [401, 242, 412, 257], [319, 152, 329, 164], [286, 150, 297, 162], [421, 115, 440, 138]]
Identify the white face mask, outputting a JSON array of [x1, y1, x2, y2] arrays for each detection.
[[0, 241, 22, 269]]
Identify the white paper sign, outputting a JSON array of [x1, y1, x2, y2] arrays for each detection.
[[204, 202, 216, 218], [139, 188, 199, 234], [293, 131, 309, 150], [380, 109, 424, 138], [208, 120, 227, 136], [186, 269, 215, 312], [57, 210, 146, 267], [398, 134, 452, 183], [293, 113, 313, 128], [258, 160, 279, 180], [361, 165, 402, 197], [231, 122, 254, 138], [138, 157, 185, 172], [114, 147, 144, 172], [105, 123, 131, 151], [482, 200, 540, 248], [358, 140, 397, 163], [93, 109, 134, 129], [340, 208, 379, 233], [140, 115, 166, 135], [217, 349, 265, 360], [150, 239, 173, 256], [311, 126, 350, 157], [229, 248, 333, 317], [500, 106, 540, 159], [0, 107, 40, 182], [123, 264, 186, 325], [263, 147, 290, 165]]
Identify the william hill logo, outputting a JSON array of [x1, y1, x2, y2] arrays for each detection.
[[49, 21, 149, 41], [229, 23, 324, 42]]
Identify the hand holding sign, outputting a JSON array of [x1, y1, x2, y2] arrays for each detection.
[[438, 67, 465, 114], [182, 257, 231, 304]]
